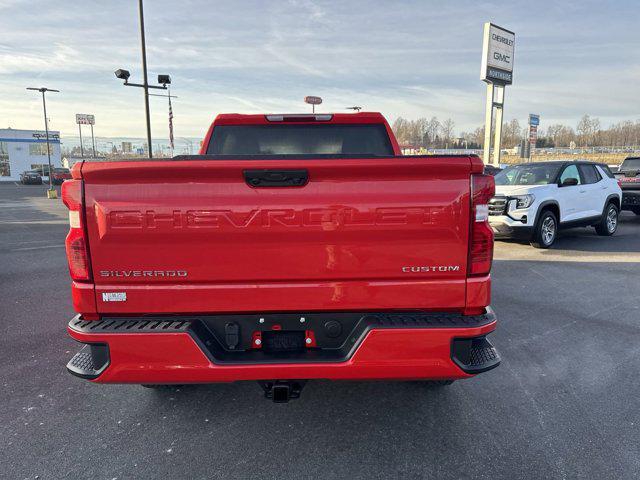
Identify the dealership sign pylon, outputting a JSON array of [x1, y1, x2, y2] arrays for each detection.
[[480, 23, 515, 166]]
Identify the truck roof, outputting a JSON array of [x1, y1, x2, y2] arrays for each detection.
[[212, 112, 388, 126]]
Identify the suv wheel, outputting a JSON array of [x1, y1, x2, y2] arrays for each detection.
[[595, 202, 618, 236], [531, 210, 557, 248]]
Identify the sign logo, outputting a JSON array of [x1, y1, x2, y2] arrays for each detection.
[[32, 132, 59, 140], [76, 114, 95, 125], [304, 96, 322, 105], [481, 23, 515, 85]]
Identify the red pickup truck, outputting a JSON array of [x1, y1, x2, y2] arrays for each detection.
[[63, 112, 499, 402]]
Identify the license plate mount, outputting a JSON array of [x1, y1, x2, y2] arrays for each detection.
[[262, 330, 306, 353]]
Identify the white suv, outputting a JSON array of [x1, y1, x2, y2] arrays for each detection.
[[489, 161, 622, 248]]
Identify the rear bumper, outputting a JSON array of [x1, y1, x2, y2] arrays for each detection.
[[621, 190, 640, 209], [489, 213, 534, 240], [490, 220, 533, 240], [21, 178, 42, 184], [66, 308, 500, 383]]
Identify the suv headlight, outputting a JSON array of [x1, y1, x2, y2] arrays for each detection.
[[509, 194, 535, 210]]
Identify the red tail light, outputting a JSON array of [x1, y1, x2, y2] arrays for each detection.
[[62, 180, 91, 281], [469, 174, 495, 276]]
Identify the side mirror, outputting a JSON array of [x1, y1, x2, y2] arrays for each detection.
[[560, 177, 579, 187]]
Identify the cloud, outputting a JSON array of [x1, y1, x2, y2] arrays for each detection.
[[0, 0, 638, 139]]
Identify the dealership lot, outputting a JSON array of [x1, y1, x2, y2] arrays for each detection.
[[1, 183, 639, 479]]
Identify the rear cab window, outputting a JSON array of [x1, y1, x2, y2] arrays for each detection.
[[207, 124, 394, 156], [621, 158, 640, 171]]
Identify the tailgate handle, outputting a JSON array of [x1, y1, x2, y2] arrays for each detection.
[[244, 169, 308, 187]]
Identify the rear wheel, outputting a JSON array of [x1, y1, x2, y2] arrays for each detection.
[[595, 202, 618, 236], [531, 210, 557, 248]]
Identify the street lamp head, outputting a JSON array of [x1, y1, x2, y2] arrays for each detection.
[[157, 74, 171, 86], [27, 87, 59, 93], [114, 69, 131, 81]]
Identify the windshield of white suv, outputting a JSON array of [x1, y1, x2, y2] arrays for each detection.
[[494, 164, 562, 186]]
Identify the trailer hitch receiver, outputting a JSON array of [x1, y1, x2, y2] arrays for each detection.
[[258, 380, 307, 403]]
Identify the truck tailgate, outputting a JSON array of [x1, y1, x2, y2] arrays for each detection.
[[81, 156, 473, 314]]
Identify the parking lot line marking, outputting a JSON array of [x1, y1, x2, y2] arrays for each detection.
[[0, 219, 67, 224], [12, 244, 65, 251]]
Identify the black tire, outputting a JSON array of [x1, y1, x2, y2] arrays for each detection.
[[595, 202, 619, 236], [531, 210, 558, 248]]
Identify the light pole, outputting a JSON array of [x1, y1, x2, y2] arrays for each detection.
[[27, 87, 58, 198], [90, 122, 96, 157], [114, 0, 171, 159]]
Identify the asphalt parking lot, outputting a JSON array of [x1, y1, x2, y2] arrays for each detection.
[[1, 182, 639, 480]]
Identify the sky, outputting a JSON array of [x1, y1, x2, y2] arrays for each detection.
[[1, 0, 639, 142]]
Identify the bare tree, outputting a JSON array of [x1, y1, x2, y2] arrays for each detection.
[[395, 113, 639, 151], [441, 118, 455, 147], [577, 114, 592, 146], [425, 117, 440, 146], [502, 119, 522, 148]]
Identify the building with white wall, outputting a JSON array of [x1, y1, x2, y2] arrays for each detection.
[[0, 128, 61, 181]]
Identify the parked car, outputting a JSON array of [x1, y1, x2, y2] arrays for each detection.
[[484, 164, 503, 176], [489, 161, 622, 248], [19, 170, 43, 185], [51, 167, 72, 185], [62, 112, 500, 402], [615, 157, 640, 215], [33, 166, 51, 183]]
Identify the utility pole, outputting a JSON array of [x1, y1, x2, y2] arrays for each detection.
[[114, 0, 171, 160], [139, 0, 152, 158], [27, 87, 59, 198], [78, 123, 84, 158], [90, 123, 96, 157]]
